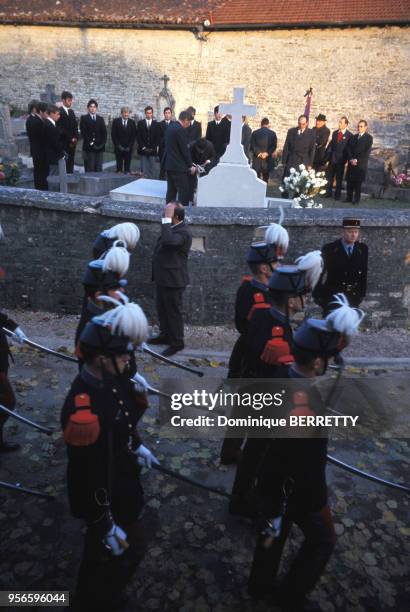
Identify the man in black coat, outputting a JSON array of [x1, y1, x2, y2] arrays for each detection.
[[158, 107, 175, 180], [59, 91, 78, 173], [345, 120, 373, 204], [250, 117, 277, 183], [313, 218, 368, 312], [136, 105, 160, 179], [282, 114, 315, 179], [205, 105, 231, 159], [325, 116, 353, 200], [186, 106, 202, 144], [111, 107, 137, 174], [312, 113, 330, 171], [80, 99, 107, 172], [242, 116, 252, 162], [44, 104, 65, 176], [25, 99, 48, 190], [165, 110, 196, 206], [150, 203, 192, 356]]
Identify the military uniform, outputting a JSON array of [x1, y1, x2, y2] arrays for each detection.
[[62, 305, 153, 611], [248, 374, 335, 609], [313, 238, 368, 311]]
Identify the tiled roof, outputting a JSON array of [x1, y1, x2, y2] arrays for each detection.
[[0, 0, 408, 27]]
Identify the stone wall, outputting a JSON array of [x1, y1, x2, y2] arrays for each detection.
[[0, 188, 409, 328], [0, 25, 409, 159]]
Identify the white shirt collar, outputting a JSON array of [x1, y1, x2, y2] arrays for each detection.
[[47, 117, 56, 127], [62, 105, 69, 114]]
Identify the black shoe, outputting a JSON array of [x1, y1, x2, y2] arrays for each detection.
[[324, 193, 332, 199], [344, 198, 353, 203], [161, 345, 184, 357], [334, 194, 341, 201], [147, 335, 170, 345], [0, 442, 21, 453]]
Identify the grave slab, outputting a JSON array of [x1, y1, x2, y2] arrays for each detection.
[[110, 178, 166, 204]]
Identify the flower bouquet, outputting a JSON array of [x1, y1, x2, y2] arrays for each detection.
[[391, 172, 410, 188], [0, 160, 20, 186], [279, 164, 327, 208]]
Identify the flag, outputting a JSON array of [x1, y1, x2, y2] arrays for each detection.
[[304, 87, 313, 122]]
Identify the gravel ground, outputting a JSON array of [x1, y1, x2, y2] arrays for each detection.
[[4, 309, 410, 358]]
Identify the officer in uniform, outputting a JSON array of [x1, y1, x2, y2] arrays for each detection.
[[229, 254, 323, 517], [248, 296, 364, 612], [313, 218, 368, 313], [92, 222, 140, 259], [61, 303, 159, 611], [220, 223, 289, 465]]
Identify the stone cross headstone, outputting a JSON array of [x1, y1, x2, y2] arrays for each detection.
[[157, 74, 176, 118], [196, 86, 267, 208], [219, 87, 256, 164], [0, 99, 18, 160], [40, 84, 59, 105]]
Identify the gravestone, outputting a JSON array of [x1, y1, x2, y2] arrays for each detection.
[[156, 75, 176, 118], [110, 178, 166, 204], [0, 99, 18, 159], [40, 84, 59, 105], [196, 87, 267, 207]]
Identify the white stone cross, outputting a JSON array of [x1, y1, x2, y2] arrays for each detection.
[[219, 87, 256, 164]]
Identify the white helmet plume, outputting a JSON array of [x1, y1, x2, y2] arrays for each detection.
[[295, 250, 323, 290], [102, 245, 130, 278], [106, 222, 140, 251], [327, 293, 365, 337], [98, 293, 130, 308], [99, 303, 148, 346], [264, 223, 289, 254]]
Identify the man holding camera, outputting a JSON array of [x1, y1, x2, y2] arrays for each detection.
[[150, 202, 192, 357]]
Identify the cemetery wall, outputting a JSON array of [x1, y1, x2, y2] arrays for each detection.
[[0, 189, 409, 329], [0, 25, 409, 158]]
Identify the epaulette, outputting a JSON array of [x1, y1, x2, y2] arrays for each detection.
[[260, 326, 294, 366], [63, 393, 100, 446], [247, 302, 270, 321], [241, 275, 253, 285], [289, 390, 315, 417]]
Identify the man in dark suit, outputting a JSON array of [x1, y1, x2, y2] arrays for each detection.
[[137, 105, 160, 178], [312, 113, 330, 171], [44, 104, 65, 176], [186, 106, 202, 144], [282, 114, 315, 179], [150, 202, 192, 357], [345, 120, 373, 204], [313, 217, 368, 313], [206, 105, 231, 159], [25, 99, 48, 190], [165, 110, 196, 206], [111, 106, 137, 174], [59, 91, 78, 173], [241, 116, 252, 162], [250, 117, 277, 183], [79, 99, 107, 172], [158, 107, 175, 180], [325, 116, 353, 200]]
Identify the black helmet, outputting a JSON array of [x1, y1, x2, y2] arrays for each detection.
[[292, 319, 341, 357], [268, 266, 306, 295], [246, 242, 280, 264], [82, 260, 122, 293], [79, 319, 132, 356]]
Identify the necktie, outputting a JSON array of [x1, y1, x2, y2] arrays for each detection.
[[337, 131, 343, 142], [123, 120, 126, 128], [347, 246, 353, 257]]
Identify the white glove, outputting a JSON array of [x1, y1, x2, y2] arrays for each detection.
[[133, 372, 149, 393], [13, 327, 27, 344], [135, 444, 159, 469], [102, 524, 128, 556]]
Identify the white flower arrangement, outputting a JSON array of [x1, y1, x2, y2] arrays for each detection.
[[279, 164, 327, 208]]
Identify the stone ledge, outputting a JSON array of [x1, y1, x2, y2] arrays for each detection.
[[1, 187, 410, 227]]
